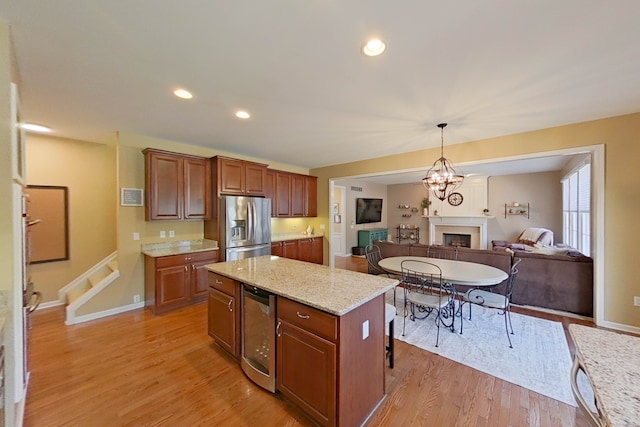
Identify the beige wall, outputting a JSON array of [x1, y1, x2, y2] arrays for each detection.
[[26, 135, 118, 303], [334, 178, 387, 250], [386, 183, 429, 244], [487, 171, 563, 243], [312, 113, 640, 328]]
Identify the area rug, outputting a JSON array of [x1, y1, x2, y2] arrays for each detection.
[[386, 293, 590, 407]]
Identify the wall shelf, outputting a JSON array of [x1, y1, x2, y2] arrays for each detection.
[[396, 226, 419, 244], [504, 203, 530, 219]]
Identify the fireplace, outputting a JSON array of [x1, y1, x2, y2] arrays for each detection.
[[443, 233, 471, 248], [427, 216, 489, 249]]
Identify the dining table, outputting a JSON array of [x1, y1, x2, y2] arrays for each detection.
[[378, 256, 509, 288]]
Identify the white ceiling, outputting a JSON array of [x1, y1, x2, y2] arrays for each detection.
[[2, 1, 640, 171]]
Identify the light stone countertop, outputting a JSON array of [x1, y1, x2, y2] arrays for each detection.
[[271, 232, 324, 242], [142, 239, 219, 257], [206, 255, 398, 316], [569, 324, 640, 426]]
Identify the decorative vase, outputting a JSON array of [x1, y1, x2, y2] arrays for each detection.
[[423, 207, 429, 216]]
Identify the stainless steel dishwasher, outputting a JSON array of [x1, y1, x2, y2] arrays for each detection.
[[240, 284, 276, 392]]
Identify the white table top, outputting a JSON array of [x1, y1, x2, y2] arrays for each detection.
[[378, 256, 508, 287]]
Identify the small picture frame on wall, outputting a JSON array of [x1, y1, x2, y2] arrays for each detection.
[[332, 203, 339, 214], [334, 214, 341, 223], [121, 188, 144, 206]]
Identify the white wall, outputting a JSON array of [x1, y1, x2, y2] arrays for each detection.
[[334, 179, 387, 250]]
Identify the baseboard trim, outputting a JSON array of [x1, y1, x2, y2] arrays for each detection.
[[65, 302, 145, 325], [37, 300, 65, 310], [596, 320, 640, 335]]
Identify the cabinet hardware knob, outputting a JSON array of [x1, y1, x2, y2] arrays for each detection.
[[184, 266, 188, 272], [185, 257, 192, 261], [276, 321, 282, 337], [228, 300, 233, 312], [215, 279, 223, 284], [296, 311, 310, 319], [192, 265, 195, 270]]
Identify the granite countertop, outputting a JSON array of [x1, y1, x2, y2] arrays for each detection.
[[142, 239, 219, 257], [206, 255, 397, 316], [569, 324, 640, 426], [271, 232, 324, 242]]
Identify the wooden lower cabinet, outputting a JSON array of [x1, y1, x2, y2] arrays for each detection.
[[272, 237, 323, 264], [144, 250, 218, 314], [207, 272, 241, 358], [277, 319, 337, 426], [298, 237, 323, 264], [276, 296, 385, 427]]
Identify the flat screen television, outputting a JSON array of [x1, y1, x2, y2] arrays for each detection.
[[355, 198, 383, 224]]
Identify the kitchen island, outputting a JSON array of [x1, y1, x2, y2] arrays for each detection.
[[206, 255, 398, 427], [569, 324, 640, 426]]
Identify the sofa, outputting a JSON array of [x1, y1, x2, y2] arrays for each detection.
[[371, 240, 594, 317]]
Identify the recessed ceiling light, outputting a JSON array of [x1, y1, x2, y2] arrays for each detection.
[[173, 88, 193, 99], [235, 110, 251, 119], [21, 123, 52, 133], [362, 38, 386, 56]]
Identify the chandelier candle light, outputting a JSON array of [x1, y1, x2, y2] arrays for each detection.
[[422, 123, 464, 201]]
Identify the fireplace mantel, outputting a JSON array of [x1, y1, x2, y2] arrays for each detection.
[[427, 215, 491, 249]]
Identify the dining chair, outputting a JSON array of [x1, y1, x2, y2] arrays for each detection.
[[365, 244, 400, 304], [401, 259, 455, 347], [427, 246, 458, 260], [385, 302, 396, 368], [461, 258, 522, 348]]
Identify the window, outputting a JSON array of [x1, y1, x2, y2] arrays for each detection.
[[562, 162, 591, 256]]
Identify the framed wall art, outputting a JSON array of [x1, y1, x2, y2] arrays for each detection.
[[25, 185, 70, 263]]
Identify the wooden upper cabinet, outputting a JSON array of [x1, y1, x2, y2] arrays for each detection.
[[305, 175, 318, 217], [275, 172, 292, 217], [290, 173, 305, 217], [268, 169, 318, 218], [144, 148, 211, 221], [245, 162, 267, 195], [214, 156, 267, 196], [264, 170, 276, 217], [183, 157, 212, 219]]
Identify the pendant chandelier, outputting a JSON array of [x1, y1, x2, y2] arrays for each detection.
[[422, 123, 464, 201]]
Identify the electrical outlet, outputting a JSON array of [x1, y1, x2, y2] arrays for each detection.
[[362, 320, 369, 340], [132, 232, 140, 241], [133, 294, 141, 303], [319, 224, 325, 229], [169, 230, 175, 238], [160, 230, 166, 238], [292, 224, 297, 230], [634, 296, 640, 306]]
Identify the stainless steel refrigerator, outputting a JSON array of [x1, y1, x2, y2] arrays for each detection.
[[220, 196, 272, 261]]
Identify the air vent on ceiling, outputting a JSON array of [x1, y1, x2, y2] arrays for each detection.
[[351, 186, 363, 192]]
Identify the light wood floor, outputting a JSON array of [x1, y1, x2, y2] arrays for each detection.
[[25, 257, 593, 427]]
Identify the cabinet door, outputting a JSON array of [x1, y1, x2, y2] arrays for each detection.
[[146, 151, 183, 220], [310, 238, 323, 264], [219, 158, 245, 194], [157, 265, 190, 311], [271, 241, 284, 257], [264, 170, 276, 217], [275, 172, 292, 217], [282, 240, 299, 260], [277, 319, 336, 426], [298, 238, 322, 264], [191, 261, 212, 300], [244, 162, 267, 196], [290, 173, 305, 217], [208, 287, 238, 357], [183, 157, 211, 219], [304, 175, 318, 217]]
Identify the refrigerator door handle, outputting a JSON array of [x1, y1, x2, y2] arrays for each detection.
[[248, 201, 254, 241]]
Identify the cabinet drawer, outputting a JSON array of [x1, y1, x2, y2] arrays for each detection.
[[208, 272, 237, 296], [278, 297, 337, 342], [155, 250, 218, 269]]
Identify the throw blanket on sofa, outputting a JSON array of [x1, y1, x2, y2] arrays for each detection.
[[519, 228, 553, 245]]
